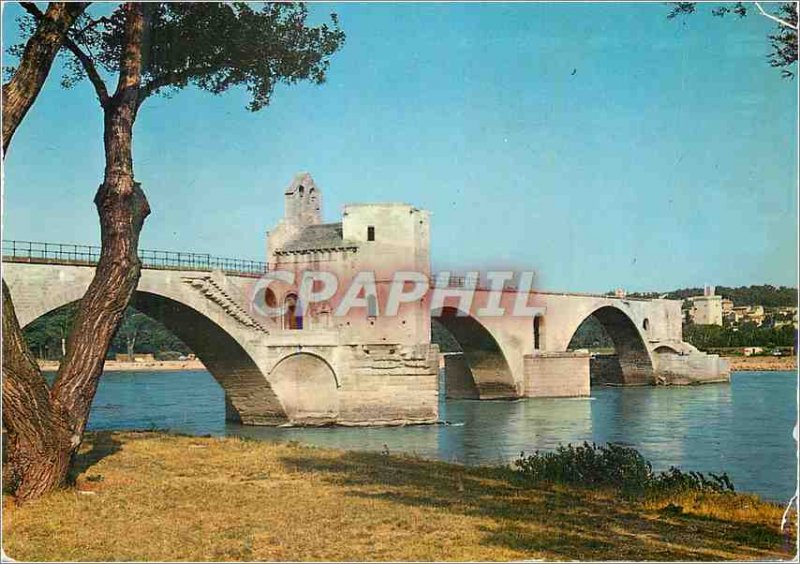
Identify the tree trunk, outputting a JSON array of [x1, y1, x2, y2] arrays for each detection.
[[51, 0, 150, 449], [1, 1, 86, 501], [126, 334, 136, 359], [1, 2, 87, 155], [2, 3, 150, 501], [2, 282, 74, 499]]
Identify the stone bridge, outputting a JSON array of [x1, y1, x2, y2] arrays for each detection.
[[4, 259, 447, 427], [2, 236, 728, 426], [435, 286, 729, 400]]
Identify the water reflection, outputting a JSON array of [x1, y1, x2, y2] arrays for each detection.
[[84, 369, 797, 502]]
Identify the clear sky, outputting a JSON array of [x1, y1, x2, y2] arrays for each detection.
[[2, 2, 797, 292]]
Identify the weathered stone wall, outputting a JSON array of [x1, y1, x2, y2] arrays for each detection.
[[653, 350, 731, 385], [589, 354, 624, 385], [465, 350, 519, 399], [443, 353, 480, 399], [334, 343, 439, 425], [523, 352, 590, 398]]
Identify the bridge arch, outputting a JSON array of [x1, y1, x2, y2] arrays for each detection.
[[19, 288, 288, 426], [567, 305, 654, 386], [434, 306, 517, 399]]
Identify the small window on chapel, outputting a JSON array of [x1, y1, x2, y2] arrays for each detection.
[[367, 226, 375, 241]]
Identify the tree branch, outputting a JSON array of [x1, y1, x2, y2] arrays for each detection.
[[3, 2, 89, 155], [73, 15, 112, 40], [113, 2, 147, 101], [19, 2, 110, 107], [754, 1, 798, 31], [63, 38, 110, 106]]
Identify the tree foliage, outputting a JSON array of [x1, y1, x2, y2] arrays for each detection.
[[683, 322, 796, 349], [568, 315, 614, 350], [627, 285, 798, 308], [7, 2, 345, 110], [667, 2, 798, 78], [24, 304, 191, 360], [22, 302, 79, 360]]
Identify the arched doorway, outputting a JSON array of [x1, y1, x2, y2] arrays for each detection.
[[567, 306, 654, 386], [432, 306, 517, 399], [269, 353, 338, 424]]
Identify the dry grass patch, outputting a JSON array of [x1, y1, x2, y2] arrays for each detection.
[[2, 431, 795, 561]]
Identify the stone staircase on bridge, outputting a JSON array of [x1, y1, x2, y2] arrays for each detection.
[[183, 272, 269, 333]]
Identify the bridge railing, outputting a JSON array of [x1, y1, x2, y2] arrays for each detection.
[[2, 240, 268, 277]]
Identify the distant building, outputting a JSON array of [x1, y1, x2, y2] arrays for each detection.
[[732, 305, 766, 327], [770, 306, 798, 329], [721, 298, 736, 325], [721, 298, 734, 313], [689, 285, 723, 326]]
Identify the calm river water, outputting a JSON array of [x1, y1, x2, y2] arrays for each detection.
[[82, 369, 797, 502]]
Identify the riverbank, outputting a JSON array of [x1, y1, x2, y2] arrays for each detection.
[[36, 355, 797, 374], [2, 432, 793, 561], [723, 355, 797, 372], [37, 359, 206, 372]]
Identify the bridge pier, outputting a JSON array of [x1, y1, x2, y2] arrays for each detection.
[[651, 346, 730, 385], [523, 352, 591, 397]]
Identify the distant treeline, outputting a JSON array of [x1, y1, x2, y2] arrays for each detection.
[[568, 316, 614, 349], [625, 285, 797, 307], [24, 303, 191, 360], [683, 323, 796, 350]]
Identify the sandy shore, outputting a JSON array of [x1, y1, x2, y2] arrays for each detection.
[[38, 359, 207, 372], [723, 355, 797, 372]]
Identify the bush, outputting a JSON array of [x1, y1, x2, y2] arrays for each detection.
[[514, 442, 734, 498], [156, 350, 184, 361]]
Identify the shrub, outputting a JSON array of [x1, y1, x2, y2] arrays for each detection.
[[156, 350, 184, 361], [514, 442, 734, 497]]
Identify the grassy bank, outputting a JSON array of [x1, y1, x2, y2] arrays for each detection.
[[3, 432, 794, 561]]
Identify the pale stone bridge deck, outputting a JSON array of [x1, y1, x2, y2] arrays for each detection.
[[3, 236, 729, 427]]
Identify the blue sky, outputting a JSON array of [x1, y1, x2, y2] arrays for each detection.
[[2, 2, 797, 292]]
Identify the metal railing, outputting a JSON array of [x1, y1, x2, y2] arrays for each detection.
[[2, 240, 268, 277], [430, 274, 517, 291]]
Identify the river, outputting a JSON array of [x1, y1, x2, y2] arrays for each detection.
[[82, 369, 797, 502]]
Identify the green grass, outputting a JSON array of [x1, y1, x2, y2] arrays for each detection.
[[3, 431, 796, 561]]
